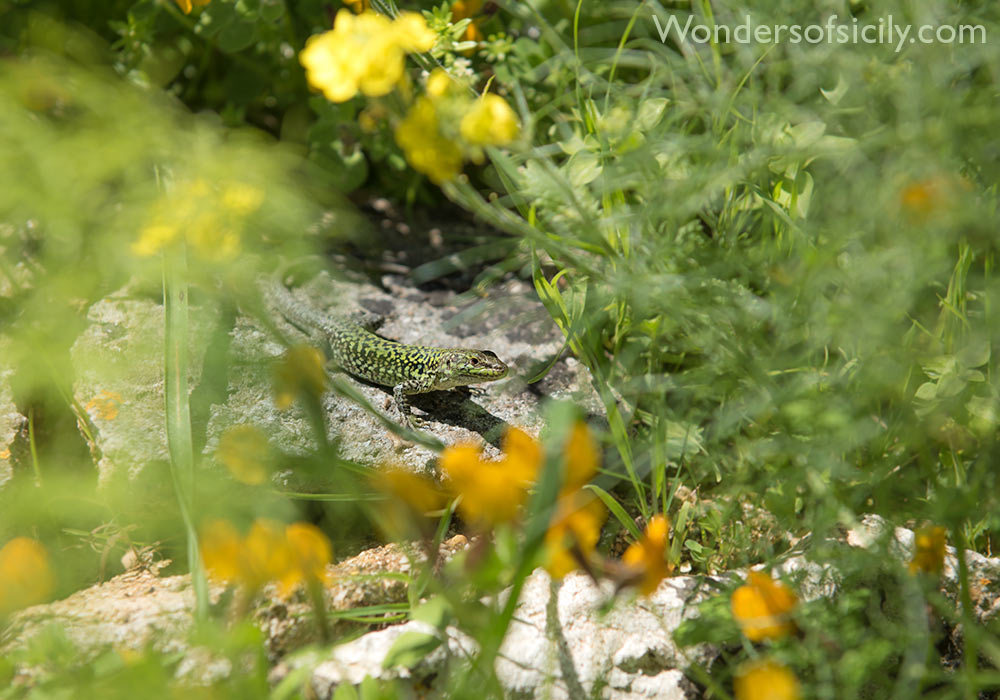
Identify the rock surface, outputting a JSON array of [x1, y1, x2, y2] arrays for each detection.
[[0, 336, 26, 488], [69, 285, 221, 484], [3, 521, 999, 697], [204, 271, 599, 478]]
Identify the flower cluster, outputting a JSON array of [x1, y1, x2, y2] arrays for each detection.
[[437, 424, 672, 595], [299, 12, 519, 184], [200, 518, 332, 597], [300, 10, 436, 103], [396, 68, 519, 183], [909, 525, 947, 575], [734, 660, 801, 700], [731, 570, 798, 642], [133, 178, 264, 260]]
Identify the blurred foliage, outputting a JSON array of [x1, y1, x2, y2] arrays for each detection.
[[1, 0, 1000, 697]]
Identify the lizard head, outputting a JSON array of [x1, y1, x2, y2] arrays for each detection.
[[437, 349, 509, 388]]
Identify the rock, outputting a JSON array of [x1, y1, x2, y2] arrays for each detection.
[[3, 523, 999, 696], [204, 271, 599, 479], [0, 336, 27, 489], [492, 570, 710, 700], [0, 536, 471, 683], [284, 569, 715, 700], [69, 285, 221, 484]]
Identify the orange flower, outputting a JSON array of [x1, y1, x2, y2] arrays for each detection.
[[280, 523, 333, 595], [734, 660, 801, 700], [622, 514, 672, 595], [372, 468, 449, 539], [545, 491, 606, 578], [440, 428, 541, 527], [909, 526, 947, 575], [173, 0, 210, 14], [200, 518, 333, 597], [200, 519, 244, 585], [731, 571, 798, 641], [452, 0, 485, 43], [0, 537, 55, 615]]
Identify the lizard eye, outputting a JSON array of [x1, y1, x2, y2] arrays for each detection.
[[470, 357, 480, 365]]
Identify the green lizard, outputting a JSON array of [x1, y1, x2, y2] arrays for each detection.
[[266, 275, 509, 428]]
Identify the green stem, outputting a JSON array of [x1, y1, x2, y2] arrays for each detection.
[[163, 246, 209, 619]]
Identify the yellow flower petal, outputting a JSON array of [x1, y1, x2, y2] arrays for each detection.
[[909, 525, 946, 575], [564, 422, 599, 488], [0, 538, 54, 614], [545, 492, 606, 578], [460, 93, 519, 146], [200, 519, 244, 585], [279, 523, 333, 596], [622, 514, 672, 595], [734, 660, 801, 700], [731, 571, 798, 642], [392, 12, 437, 53]]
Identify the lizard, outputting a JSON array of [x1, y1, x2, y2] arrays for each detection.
[[264, 274, 509, 428]]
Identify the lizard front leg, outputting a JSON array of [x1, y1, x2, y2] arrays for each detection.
[[393, 375, 436, 428]]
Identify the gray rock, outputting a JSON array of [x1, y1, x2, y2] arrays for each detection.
[[204, 271, 599, 478], [69, 286, 220, 484], [290, 569, 714, 700], [0, 335, 27, 488]]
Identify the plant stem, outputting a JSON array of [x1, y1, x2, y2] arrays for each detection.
[[163, 246, 209, 618]]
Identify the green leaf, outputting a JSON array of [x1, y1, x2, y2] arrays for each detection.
[[382, 629, 442, 670], [956, 340, 990, 369], [333, 684, 359, 700], [914, 382, 938, 401], [217, 20, 257, 53], [584, 484, 643, 541], [411, 595, 452, 629]]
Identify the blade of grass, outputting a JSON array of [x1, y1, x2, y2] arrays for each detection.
[[163, 246, 208, 619]]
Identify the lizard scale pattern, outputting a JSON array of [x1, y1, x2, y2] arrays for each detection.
[[266, 276, 508, 427]]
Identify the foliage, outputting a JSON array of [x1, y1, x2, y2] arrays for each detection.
[[1, 0, 1000, 698]]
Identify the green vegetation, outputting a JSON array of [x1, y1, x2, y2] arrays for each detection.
[[1, 0, 999, 698]]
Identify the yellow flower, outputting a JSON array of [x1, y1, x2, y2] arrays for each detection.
[[731, 571, 798, 642], [734, 660, 801, 700], [132, 223, 179, 257], [426, 68, 457, 99], [460, 93, 519, 146], [452, 0, 485, 43], [439, 427, 542, 527], [395, 96, 464, 184], [132, 177, 256, 260], [909, 525, 947, 575], [173, 0, 210, 14], [372, 468, 449, 539], [545, 491, 606, 578], [201, 519, 334, 598], [241, 519, 290, 590], [622, 514, 673, 595], [222, 183, 265, 214], [186, 211, 241, 261], [200, 519, 244, 585], [279, 522, 333, 596], [215, 425, 272, 485], [391, 12, 437, 53], [346, 0, 369, 12], [564, 422, 599, 489], [273, 345, 328, 410], [85, 390, 123, 421], [0, 537, 55, 615], [300, 10, 434, 104]]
